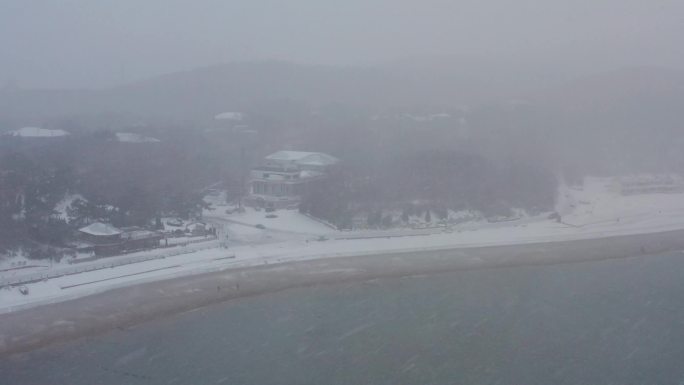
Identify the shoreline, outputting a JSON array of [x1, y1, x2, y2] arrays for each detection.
[[2, 228, 684, 357]]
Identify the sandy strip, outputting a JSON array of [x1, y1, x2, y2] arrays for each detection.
[[2, 228, 684, 357]]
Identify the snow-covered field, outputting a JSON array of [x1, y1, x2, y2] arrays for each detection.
[[3, 177, 684, 314], [205, 206, 333, 240]]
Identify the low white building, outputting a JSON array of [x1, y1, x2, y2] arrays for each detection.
[[3, 126, 70, 138], [612, 174, 684, 195], [245, 151, 340, 209], [214, 111, 244, 121]]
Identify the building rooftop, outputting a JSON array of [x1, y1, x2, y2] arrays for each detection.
[[78, 222, 122, 236], [265, 151, 339, 167], [214, 111, 244, 121], [4, 126, 70, 138], [115, 132, 160, 143]]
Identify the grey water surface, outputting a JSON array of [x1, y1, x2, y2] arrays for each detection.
[[4, 251, 684, 385]]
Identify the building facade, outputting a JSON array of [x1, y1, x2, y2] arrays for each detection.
[[78, 222, 162, 256], [78, 222, 124, 256], [245, 151, 339, 209], [612, 174, 684, 195]]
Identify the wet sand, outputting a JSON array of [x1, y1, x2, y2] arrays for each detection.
[[2, 229, 684, 357]]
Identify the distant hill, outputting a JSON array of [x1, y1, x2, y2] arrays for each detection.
[[2, 61, 683, 127], [0, 59, 584, 123], [0, 62, 406, 122]]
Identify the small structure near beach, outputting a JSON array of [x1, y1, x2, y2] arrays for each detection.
[[612, 174, 684, 195], [120, 228, 164, 251], [78, 222, 123, 256], [78, 222, 162, 256]]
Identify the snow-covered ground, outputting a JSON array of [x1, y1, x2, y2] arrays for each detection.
[[202, 195, 333, 245], [53, 194, 84, 222], [3, 177, 684, 313], [556, 177, 684, 228], [206, 206, 333, 235]]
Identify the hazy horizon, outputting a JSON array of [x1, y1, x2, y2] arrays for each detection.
[[2, 0, 684, 88]]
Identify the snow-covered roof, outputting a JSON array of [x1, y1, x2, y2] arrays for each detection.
[[78, 222, 122, 236], [300, 170, 325, 179], [115, 132, 161, 143], [185, 222, 206, 231], [402, 113, 452, 122], [214, 111, 244, 121], [4, 126, 70, 138], [265, 151, 339, 167]]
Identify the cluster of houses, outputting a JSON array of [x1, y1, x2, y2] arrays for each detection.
[[74, 149, 340, 257]]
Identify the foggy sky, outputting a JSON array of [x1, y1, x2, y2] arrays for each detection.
[[2, 0, 684, 88]]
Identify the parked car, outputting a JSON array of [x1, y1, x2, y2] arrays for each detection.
[[19, 285, 29, 295]]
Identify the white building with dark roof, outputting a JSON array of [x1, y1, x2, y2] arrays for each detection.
[[246, 151, 340, 209]]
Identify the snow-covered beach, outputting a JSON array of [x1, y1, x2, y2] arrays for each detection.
[[3, 177, 684, 354], [3, 177, 684, 314], [3, 227, 684, 357]]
